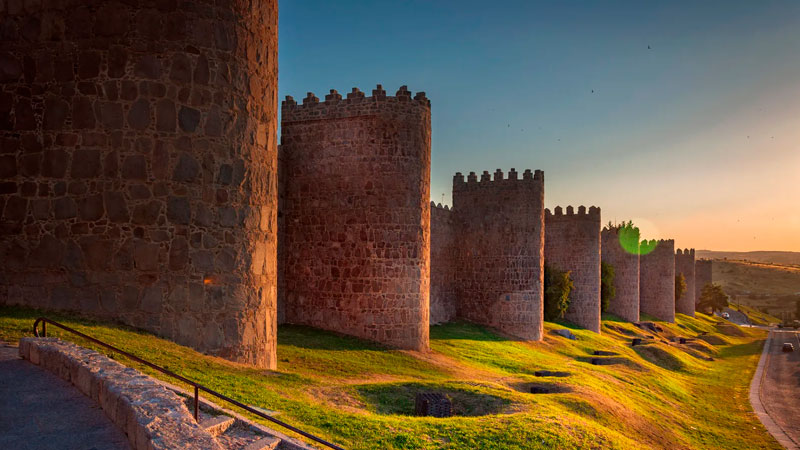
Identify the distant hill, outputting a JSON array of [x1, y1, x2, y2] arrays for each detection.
[[711, 259, 800, 322], [697, 250, 800, 267]]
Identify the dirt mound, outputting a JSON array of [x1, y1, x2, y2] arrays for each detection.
[[715, 324, 747, 337], [634, 345, 686, 371], [698, 334, 729, 346], [355, 382, 514, 417]]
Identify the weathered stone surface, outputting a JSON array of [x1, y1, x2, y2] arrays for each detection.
[[166, 196, 190, 224], [545, 206, 602, 333], [602, 227, 640, 322], [172, 152, 199, 182], [71, 149, 101, 178], [18, 338, 223, 450], [640, 239, 676, 322], [675, 248, 696, 317], [281, 88, 431, 351], [695, 259, 712, 304], [2, 0, 279, 369]]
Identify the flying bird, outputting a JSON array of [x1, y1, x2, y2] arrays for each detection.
[[648, 45, 651, 49]]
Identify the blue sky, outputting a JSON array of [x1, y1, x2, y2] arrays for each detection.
[[278, 1, 800, 251]]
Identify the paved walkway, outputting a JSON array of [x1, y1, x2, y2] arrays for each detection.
[[750, 331, 800, 449], [0, 342, 131, 450]]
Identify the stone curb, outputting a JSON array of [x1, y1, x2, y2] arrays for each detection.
[[18, 337, 223, 450]]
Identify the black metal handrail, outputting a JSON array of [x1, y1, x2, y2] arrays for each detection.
[[33, 317, 345, 450]]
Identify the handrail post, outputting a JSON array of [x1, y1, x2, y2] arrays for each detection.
[[28, 316, 346, 449]]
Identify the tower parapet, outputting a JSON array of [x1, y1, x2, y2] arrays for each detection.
[[640, 239, 676, 322], [675, 248, 696, 316], [280, 85, 431, 351], [545, 206, 602, 332]]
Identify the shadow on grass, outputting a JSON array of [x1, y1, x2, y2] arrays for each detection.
[[278, 324, 387, 351], [354, 381, 513, 417], [430, 321, 510, 342]]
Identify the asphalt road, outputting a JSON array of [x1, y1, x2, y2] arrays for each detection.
[[760, 330, 800, 448]]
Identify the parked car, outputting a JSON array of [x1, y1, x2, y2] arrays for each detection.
[[722, 312, 730, 319], [783, 343, 795, 353]]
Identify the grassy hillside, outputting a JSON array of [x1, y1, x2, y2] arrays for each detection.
[[713, 259, 800, 320], [0, 306, 778, 450]]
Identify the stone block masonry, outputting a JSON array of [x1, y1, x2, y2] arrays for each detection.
[[0, 1, 279, 368], [452, 168, 545, 341], [601, 226, 640, 322], [545, 206, 602, 333], [19, 337, 223, 450], [639, 240, 676, 322], [430, 202, 457, 325], [675, 248, 696, 316], [695, 259, 713, 304], [279, 86, 431, 351]]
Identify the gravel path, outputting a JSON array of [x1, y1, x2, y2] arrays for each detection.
[[0, 342, 131, 450]]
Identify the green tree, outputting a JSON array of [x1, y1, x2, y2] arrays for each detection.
[[675, 273, 687, 302], [601, 262, 616, 313], [544, 265, 573, 321], [697, 283, 729, 314]]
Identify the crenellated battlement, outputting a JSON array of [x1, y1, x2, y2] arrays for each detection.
[[452, 168, 543, 191], [545, 205, 601, 220], [281, 84, 430, 123], [430, 201, 453, 212], [676, 248, 695, 257]]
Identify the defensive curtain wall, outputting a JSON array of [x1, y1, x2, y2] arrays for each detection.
[[601, 226, 640, 322], [429, 202, 457, 325], [0, 0, 279, 368], [675, 248, 696, 316], [545, 206, 602, 333], [694, 259, 713, 305], [278, 86, 431, 351], [639, 239, 676, 322]]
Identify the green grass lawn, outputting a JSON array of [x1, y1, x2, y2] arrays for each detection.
[[0, 306, 780, 450]]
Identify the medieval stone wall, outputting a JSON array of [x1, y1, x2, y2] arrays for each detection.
[[675, 248, 695, 317], [452, 169, 544, 340], [639, 239, 675, 322], [695, 259, 713, 304], [430, 202, 456, 325], [545, 206, 601, 332], [601, 227, 639, 322], [279, 86, 431, 350], [0, 0, 279, 368]]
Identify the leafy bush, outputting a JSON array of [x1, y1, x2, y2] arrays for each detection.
[[601, 262, 615, 313], [698, 283, 729, 314], [544, 265, 573, 321], [675, 273, 687, 302]]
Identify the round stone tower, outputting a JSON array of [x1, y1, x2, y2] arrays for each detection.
[[0, 0, 279, 368], [280, 85, 431, 351]]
